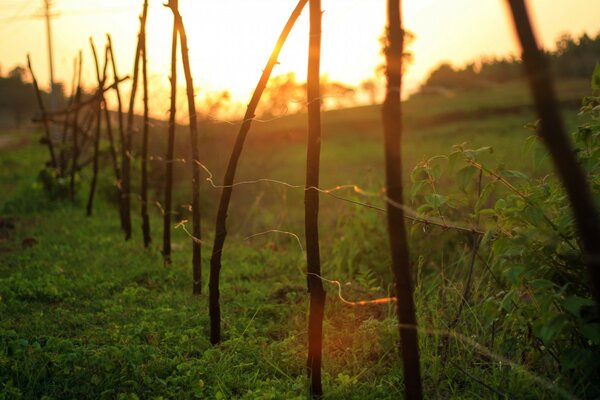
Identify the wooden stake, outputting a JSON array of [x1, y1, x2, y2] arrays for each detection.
[[507, 0, 600, 306], [305, 0, 326, 396], [162, 0, 179, 264], [107, 34, 127, 231], [208, 0, 308, 345], [86, 38, 104, 216], [123, 0, 148, 239], [27, 54, 57, 169], [169, 0, 202, 295], [141, 10, 151, 248], [381, 1, 423, 398], [70, 51, 83, 199]]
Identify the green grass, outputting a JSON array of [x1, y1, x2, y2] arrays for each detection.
[[0, 80, 594, 399]]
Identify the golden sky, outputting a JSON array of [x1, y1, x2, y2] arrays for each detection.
[[1, 0, 598, 117]]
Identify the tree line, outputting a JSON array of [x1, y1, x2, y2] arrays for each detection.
[[421, 32, 600, 91]]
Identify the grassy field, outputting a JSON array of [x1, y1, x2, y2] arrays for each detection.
[[0, 79, 596, 399]]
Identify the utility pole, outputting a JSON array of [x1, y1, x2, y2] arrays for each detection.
[[44, 0, 56, 113]]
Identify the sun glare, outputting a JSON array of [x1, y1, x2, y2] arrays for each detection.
[[1, 0, 597, 119]]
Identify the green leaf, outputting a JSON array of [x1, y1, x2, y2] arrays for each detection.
[[500, 289, 515, 312], [530, 279, 555, 291], [500, 170, 529, 180], [592, 63, 600, 93], [581, 323, 600, 345], [410, 180, 425, 198], [430, 163, 442, 180], [560, 348, 595, 370], [522, 205, 546, 227], [563, 295, 594, 318], [425, 193, 447, 209], [475, 182, 495, 213], [456, 166, 477, 191], [502, 265, 526, 284], [448, 151, 462, 173], [535, 314, 568, 346], [463, 146, 493, 161]]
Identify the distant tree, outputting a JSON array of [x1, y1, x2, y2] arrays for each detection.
[[0, 65, 68, 127], [258, 72, 304, 117], [321, 75, 356, 110], [420, 31, 600, 92], [200, 90, 231, 120]]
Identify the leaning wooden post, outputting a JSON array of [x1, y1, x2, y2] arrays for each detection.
[[123, 0, 148, 239], [107, 34, 127, 231], [86, 38, 105, 216], [27, 54, 57, 169], [162, 0, 179, 264], [381, 1, 423, 399], [305, 0, 326, 397], [141, 13, 151, 248], [70, 51, 83, 199], [208, 0, 308, 345], [169, 0, 202, 295], [507, 0, 600, 306]]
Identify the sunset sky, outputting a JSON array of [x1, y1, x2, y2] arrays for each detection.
[[1, 0, 598, 118]]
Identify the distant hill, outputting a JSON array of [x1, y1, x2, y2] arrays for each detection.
[[420, 32, 600, 93]]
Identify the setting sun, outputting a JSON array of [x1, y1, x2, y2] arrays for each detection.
[[2, 0, 598, 118]]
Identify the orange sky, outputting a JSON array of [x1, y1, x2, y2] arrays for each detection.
[[1, 0, 598, 118]]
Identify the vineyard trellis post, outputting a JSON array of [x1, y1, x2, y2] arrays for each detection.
[[506, 0, 600, 307], [107, 34, 127, 231], [27, 55, 57, 170], [208, 0, 308, 345], [59, 59, 77, 177], [100, 45, 123, 215], [305, 0, 326, 396], [85, 38, 104, 217], [69, 51, 83, 199], [141, 12, 151, 248], [381, 1, 423, 399], [162, 0, 179, 265], [123, 0, 148, 240], [169, 0, 203, 295]]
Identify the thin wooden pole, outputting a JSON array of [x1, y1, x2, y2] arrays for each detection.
[[141, 14, 151, 248], [305, 0, 326, 397], [99, 45, 123, 222], [123, 0, 149, 239], [86, 38, 104, 217], [163, 0, 178, 264], [507, 0, 600, 306], [27, 54, 57, 169], [169, 0, 202, 295], [381, 1, 423, 398], [107, 34, 127, 231], [60, 59, 77, 177], [208, 0, 308, 345], [70, 51, 83, 199]]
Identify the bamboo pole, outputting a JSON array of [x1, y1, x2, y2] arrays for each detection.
[[381, 1, 422, 398], [507, 0, 600, 306], [208, 0, 308, 345], [305, 0, 326, 396], [169, 0, 202, 295], [162, 0, 179, 264]]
